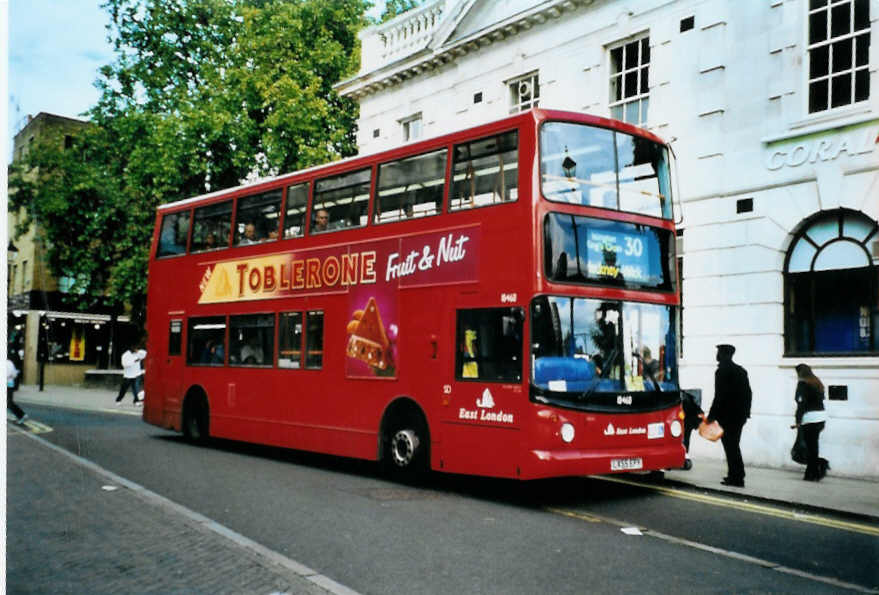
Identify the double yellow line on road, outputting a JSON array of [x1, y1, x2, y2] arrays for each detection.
[[547, 477, 879, 593], [593, 474, 879, 537], [7, 419, 54, 435]]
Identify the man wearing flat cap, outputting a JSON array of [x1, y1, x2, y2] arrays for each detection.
[[707, 343, 752, 487]]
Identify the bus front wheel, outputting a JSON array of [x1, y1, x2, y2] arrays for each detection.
[[390, 428, 420, 468], [382, 408, 429, 477]]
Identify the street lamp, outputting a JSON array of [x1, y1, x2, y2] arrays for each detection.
[[7, 240, 19, 262], [7, 240, 18, 295], [561, 147, 577, 179], [8, 239, 19, 296], [562, 155, 577, 178]]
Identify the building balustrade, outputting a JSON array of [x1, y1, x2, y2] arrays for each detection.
[[359, 0, 446, 73]]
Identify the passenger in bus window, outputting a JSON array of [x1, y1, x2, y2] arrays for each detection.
[[314, 209, 330, 232], [591, 306, 618, 375], [639, 346, 664, 385], [240, 223, 259, 244], [204, 232, 218, 250], [404, 203, 415, 218], [240, 336, 264, 364], [201, 340, 224, 365]]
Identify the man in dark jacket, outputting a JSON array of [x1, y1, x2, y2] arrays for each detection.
[[707, 344, 752, 487]]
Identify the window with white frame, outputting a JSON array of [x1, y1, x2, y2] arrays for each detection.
[[808, 0, 871, 114], [401, 113, 422, 142], [507, 72, 540, 114], [609, 34, 650, 127], [784, 209, 878, 355]]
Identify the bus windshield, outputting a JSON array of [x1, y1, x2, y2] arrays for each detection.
[[531, 296, 679, 411], [540, 121, 672, 219]]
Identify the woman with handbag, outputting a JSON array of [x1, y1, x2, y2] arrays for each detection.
[[793, 364, 829, 481]]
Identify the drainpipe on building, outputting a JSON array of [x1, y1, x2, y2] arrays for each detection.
[[37, 314, 48, 391]]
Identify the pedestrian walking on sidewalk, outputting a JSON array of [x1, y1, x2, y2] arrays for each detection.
[[680, 390, 704, 470], [7, 359, 28, 424], [116, 342, 146, 406], [707, 344, 752, 487], [792, 363, 829, 482]]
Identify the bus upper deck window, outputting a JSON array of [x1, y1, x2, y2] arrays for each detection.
[[450, 131, 519, 211], [616, 135, 671, 219], [541, 123, 616, 209], [235, 189, 283, 245], [157, 210, 190, 257], [540, 121, 672, 219], [376, 149, 447, 224], [191, 200, 232, 252], [312, 169, 371, 234], [284, 183, 308, 239]]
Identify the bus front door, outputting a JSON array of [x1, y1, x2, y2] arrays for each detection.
[[438, 305, 525, 478]]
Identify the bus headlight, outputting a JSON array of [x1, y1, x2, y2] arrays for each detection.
[[560, 423, 575, 443], [670, 420, 682, 438]]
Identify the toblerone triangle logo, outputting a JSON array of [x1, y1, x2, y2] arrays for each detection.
[[346, 297, 391, 370], [200, 265, 235, 302], [353, 298, 389, 348]]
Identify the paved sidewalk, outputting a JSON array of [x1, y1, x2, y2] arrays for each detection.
[[6, 418, 356, 595], [659, 458, 878, 520], [15, 383, 144, 417], [13, 383, 879, 522]]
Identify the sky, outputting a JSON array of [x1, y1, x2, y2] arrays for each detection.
[[8, 1, 115, 159], [6, 1, 388, 162]]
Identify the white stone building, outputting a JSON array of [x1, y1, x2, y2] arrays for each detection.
[[336, 0, 879, 478]]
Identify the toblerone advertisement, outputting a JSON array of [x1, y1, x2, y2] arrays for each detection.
[[197, 226, 480, 378]]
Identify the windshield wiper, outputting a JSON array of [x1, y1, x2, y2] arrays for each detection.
[[643, 367, 665, 392], [576, 348, 618, 401]]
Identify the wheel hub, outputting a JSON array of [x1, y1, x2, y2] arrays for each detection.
[[391, 429, 419, 467]]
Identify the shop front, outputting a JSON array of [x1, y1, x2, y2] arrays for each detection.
[[8, 310, 138, 387]]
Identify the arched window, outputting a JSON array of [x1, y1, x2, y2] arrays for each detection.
[[785, 209, 878, 355]]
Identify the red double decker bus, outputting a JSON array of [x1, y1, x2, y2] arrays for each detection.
[[144, 109, 684, 479]]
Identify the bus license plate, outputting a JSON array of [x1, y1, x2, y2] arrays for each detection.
[[610, 457, 643, 471]]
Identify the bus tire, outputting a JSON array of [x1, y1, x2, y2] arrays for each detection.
[[381, 402, 429, 479], [182, 390, 210, 444]]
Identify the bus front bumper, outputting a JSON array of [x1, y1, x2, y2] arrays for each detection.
[[520, 444, 684, 480]]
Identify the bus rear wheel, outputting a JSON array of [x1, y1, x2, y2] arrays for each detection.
[[182, 393, 209, 444]]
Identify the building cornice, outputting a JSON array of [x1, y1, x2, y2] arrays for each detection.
[[336, 0, 591, 99]]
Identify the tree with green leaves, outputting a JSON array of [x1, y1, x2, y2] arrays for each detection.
[[379, 0, 423, 23], [9, 0, 369, 325]]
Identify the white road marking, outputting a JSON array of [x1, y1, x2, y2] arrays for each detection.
[[546, 503, 878, 593]]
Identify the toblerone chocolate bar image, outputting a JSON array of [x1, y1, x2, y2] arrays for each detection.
[[346, 297, 391, 370]]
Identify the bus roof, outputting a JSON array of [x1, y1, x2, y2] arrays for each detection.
[[157, 109, 667, 212]]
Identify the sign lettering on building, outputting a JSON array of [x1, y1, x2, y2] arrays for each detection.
[[765, 126, 878, 171]]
